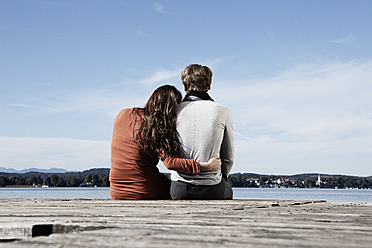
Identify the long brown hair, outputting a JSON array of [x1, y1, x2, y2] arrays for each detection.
[[134, 85, 182, 158]]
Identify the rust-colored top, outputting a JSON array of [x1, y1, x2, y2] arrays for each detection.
[[110, 108, 200, 200]]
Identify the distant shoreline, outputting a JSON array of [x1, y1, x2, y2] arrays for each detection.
[[1, 169, 371, 189]]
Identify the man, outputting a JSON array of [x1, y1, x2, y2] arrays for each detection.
[[170, 64, 234, 199]]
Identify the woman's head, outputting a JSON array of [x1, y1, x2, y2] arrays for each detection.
[[137, 85, 182, 157], [143, 85, 182, 118]]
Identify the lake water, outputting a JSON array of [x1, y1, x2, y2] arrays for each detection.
[[1, 187, 371, 203]]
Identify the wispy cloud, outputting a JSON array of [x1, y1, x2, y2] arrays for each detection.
[[213, 60, 372, 176], [6, 87, 145, 120], [138, 69, 179, 85], [0, 136, 110, 171], [330, 34, 359, 46], [7, 68, 181, 118], [202, 58, 224, 68], [290, 22, 299, 27], [15, 63, 219, 117], [48, 87, 147, 118], [9, 103, 47, 110], [154, 2, 167, 14], [135, 29, 147, 36]]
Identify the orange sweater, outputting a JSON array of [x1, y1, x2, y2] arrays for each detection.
[[110, 108, 200, 200]]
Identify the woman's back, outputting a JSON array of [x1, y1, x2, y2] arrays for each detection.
[[109, 108, 170, 200]]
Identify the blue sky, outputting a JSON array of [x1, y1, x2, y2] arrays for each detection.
[[1, 0, 372, 176]]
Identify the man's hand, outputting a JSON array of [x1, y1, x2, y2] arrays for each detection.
[[200, 156, 221, 172]]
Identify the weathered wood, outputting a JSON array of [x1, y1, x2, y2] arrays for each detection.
[[0, 199, 371, 247]]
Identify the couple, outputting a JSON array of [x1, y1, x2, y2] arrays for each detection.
[[109, 64, 234, 200]]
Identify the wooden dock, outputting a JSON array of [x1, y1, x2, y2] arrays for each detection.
[[0, 198, 371, 247]]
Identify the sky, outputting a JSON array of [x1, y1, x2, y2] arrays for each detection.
[[1, 0, 372, 176]]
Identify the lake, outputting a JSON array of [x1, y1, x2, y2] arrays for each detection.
[[1, 187, 371, 203]]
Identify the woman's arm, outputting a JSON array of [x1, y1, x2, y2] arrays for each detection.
[[161, 155, 221, 175]]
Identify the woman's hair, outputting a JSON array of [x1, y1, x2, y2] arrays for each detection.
[[181, 64, 212, 92], [134, 85, 182, 158]]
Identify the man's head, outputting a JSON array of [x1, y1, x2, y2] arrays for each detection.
[[181, 64, 212, 93]]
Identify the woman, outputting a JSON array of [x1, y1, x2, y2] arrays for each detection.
[[110, 85, 221, 200]]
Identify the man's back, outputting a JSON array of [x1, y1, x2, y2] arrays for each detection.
[[171, 99, 234, 185]]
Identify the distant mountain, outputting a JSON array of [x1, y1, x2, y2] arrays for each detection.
[[0, 167, 69, 174], [0, 167, 18, 173]]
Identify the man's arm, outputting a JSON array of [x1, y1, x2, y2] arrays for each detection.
[[220, 110, 234, 177]]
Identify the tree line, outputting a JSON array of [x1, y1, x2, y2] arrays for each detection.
[[1, 170, 371, 189], [227, 173, 372, 189], [0, 174, 109, 187], [0, 168, 111, 187]]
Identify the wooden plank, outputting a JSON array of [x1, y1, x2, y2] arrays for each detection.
[[0, 199, 371, 247]]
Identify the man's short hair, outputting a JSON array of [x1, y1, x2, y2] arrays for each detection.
[[181, 64, 212, 92]]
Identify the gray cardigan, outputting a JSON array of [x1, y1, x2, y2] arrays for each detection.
[[171, 95, 234, 185]]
